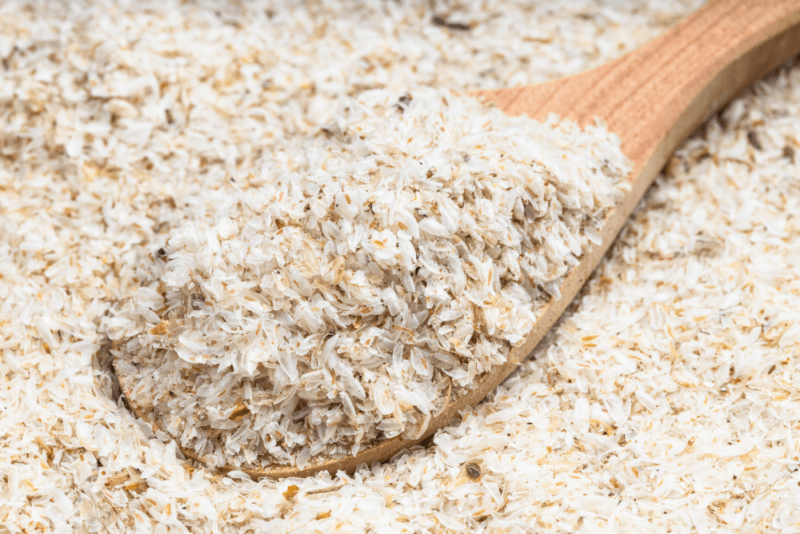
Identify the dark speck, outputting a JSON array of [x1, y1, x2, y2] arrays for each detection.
[[465, 462, 481, 480], [396, 93, 412, 113], [747, 131, 762, 150], [432, 15, 471, 31], [156, 248, 167, 258], [191, 293, 205, 310]]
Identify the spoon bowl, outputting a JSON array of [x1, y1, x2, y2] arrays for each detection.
[[115, 0, 800, 479]]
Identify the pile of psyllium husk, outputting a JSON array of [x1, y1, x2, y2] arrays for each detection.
[[106, 90, 630, 471], [5, 1, 800, 533]]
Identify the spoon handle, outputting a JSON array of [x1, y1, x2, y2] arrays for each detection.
[[478, 0, 800, 180]]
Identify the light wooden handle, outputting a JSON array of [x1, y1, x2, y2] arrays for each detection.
[[479, 0, 800, 179], [622, 0, 800, 178]]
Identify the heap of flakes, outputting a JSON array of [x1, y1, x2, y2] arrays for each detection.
[[106, 88, 629, 469]]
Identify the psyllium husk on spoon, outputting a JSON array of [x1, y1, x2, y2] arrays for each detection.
[[106, 87, 629, 470]]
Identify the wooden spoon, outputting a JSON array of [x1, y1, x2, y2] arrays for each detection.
[[115, 0, 800, 479]]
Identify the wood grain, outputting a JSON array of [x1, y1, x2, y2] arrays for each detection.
[[115, 0, 800, 479]]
